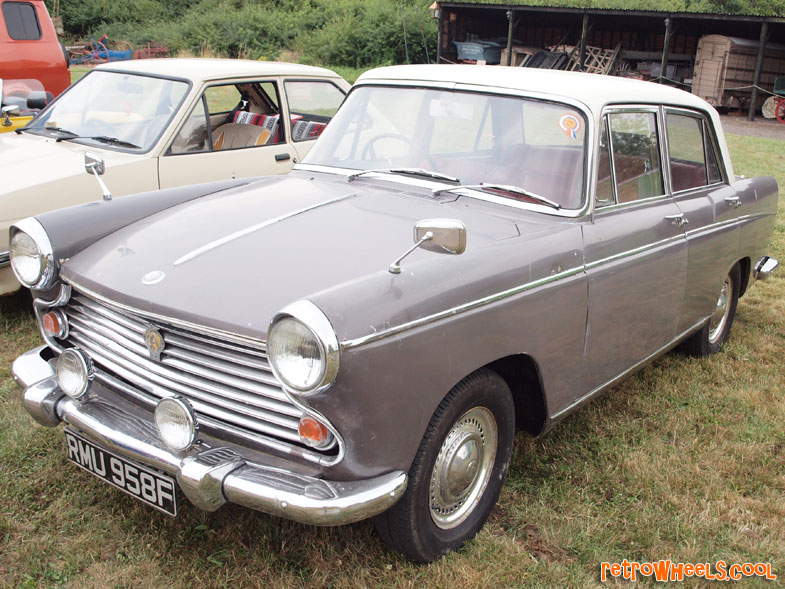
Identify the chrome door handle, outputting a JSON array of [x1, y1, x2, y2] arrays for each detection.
[[664, 214, 689, 227], [725, 196, 741, 208]]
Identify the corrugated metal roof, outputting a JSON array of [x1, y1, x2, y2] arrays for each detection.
[[438, 1, 785, 19]]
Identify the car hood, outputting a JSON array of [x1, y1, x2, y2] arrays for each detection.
[[61, 171, 536, 339]]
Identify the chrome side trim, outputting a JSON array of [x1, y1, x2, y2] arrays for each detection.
[[62, 279, 265, 349], [551, 317, 707, 420], [584, 234, 684, 271], [683, 212, 772, 239], [0, 250, 9, 268], [341, 265, 585, 349], [173, 192, 358, 266]]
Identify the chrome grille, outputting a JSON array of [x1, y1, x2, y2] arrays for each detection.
[[62, 291, 310, 448]]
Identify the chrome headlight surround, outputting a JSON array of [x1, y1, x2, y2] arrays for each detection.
[[267, 300, 339, 396], [9, 217, 57, 290]]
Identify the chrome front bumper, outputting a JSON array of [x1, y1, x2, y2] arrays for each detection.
[[13, 346, 407, 526]]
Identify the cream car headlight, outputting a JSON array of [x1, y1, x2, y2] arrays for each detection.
[[155, 397, 198, 452], [267, 301, 339, 395], [9, 218, 56, 289]]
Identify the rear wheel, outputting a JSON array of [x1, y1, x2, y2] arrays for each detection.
[[678, 264, 740, 356], [373, 368, 515, 562]]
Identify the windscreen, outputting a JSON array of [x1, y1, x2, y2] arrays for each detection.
[[305, 85, 587, 209]]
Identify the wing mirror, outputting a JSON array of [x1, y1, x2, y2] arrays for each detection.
[[84, 151, 113, 201], [2, 104, 20, 127], [389, 219, 467, 274]]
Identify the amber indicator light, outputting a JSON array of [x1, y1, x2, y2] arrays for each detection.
[[298, 416, 330, 446], [42, 311, 62, 337]]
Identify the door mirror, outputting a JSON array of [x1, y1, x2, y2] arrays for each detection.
[[84, 151, 105, 175], [414, 219, 467, 255]]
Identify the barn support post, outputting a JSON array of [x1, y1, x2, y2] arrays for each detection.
[[506, 10, 514, 66], [579, 13, 589, 71], [748, 21, 769, 121], [658, 17, 672, 84]]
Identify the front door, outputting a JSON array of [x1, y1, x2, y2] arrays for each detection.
[[583, 108, 688, 392]]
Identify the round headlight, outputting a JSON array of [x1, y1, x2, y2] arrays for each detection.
[[56, 349, 93, 399], [155, 397, 198, 452], [268, 317, 325, 392], [9, 219, 55, 289]]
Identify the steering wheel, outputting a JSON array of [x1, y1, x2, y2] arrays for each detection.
[[361, 133, 438, 170]]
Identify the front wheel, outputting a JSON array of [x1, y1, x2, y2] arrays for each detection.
[[373, 368, 515, 562], [678, 264, 740, 356]]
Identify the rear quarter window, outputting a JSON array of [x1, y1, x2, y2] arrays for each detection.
[[2, 1, 41, 40]]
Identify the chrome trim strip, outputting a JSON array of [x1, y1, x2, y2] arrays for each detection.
[[584, 234, 684, 271], [684, 212, 771, 239], [63, 279, 266, 349], [173, 192, 358, 266], [341, 265, 585, 349], [0, 250, 9, 268], [551, 317, 707, 420]]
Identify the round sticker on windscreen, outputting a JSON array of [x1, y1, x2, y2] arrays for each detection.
[[559, 114, 581, 139]]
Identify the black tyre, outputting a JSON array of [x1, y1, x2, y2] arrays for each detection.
[[373, 368, 515, 562], [678, 264, 740, 356]]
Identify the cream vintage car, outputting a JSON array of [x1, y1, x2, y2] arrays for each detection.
[[0, 58, 349, 294]]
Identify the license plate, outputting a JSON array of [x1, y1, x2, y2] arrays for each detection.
[[64, 429, 178, 516]]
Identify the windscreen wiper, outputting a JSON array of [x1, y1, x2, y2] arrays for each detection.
[[56, 134, 140, 149], [432, 182, 561, 210], [347, 167, 460, 184], [17, 125, 76, 137]]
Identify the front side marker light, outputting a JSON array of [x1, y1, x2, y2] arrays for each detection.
[[55, 349, 93, 399]]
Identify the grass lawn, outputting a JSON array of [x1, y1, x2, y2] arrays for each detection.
[[0, 133, 782, 587]]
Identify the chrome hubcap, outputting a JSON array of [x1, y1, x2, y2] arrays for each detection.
[[430, 407, 497, 529], [708, 274, 732, 344]]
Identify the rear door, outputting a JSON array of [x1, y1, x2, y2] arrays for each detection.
[[663, 108, 740, 333]]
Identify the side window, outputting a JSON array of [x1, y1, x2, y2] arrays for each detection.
[[284, 80, 345, 142], [666, 113, 707, 192], [2, 1, 41, 40], [169, 80, 283, 154], [666, 112, 726, 192], [607, 111, 664, 203], [169, 96, 210, 155], [595, 119, 615, 207], [704, 121, 723, 184]]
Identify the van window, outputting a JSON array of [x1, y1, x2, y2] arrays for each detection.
[[3, 2, 42, 40]]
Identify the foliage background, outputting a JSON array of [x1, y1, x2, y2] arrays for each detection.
[[45, 0, 438, 67], [45, 0, 785, 68]]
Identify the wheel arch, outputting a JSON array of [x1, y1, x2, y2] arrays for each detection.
[[486, 354, 548, 437], [737, 256, 751, 298]]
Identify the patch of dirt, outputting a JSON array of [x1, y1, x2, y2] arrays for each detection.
[[719, 113, 785, 140]]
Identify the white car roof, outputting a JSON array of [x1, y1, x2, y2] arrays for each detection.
[[356, 64, 715, 115], [94, 58, 343, 83]]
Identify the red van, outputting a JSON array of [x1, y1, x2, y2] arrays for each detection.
[[0, 0, 69, 96]]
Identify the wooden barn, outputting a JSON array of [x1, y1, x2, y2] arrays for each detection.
[[431, 2, 785, 119]]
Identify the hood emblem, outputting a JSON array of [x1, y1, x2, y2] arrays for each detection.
[[142, 270, 166, 285], [144, 325, 165, 361]]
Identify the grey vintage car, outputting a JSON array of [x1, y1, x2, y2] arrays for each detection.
[[10, 65, 779, 562]]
